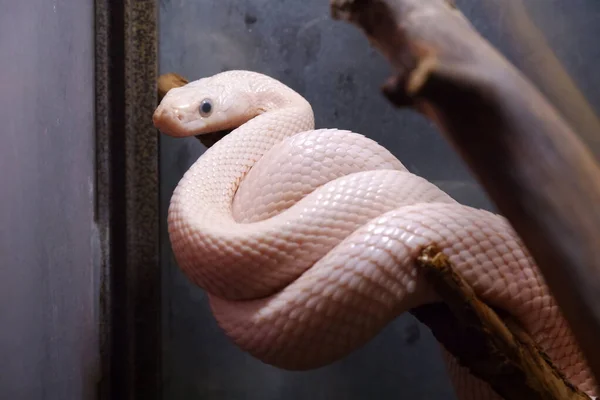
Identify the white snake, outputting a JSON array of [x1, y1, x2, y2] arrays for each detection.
[[153, 70, 596, 399]]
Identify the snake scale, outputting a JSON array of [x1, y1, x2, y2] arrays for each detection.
[[153, 70, 596, 399]]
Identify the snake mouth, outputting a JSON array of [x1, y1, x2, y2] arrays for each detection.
[[195, 129, 233, 148]]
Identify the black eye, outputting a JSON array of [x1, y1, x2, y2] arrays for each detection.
[[199, 99, 213, 117]]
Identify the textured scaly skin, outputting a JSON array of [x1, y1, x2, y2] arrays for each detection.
[[153, 70, 596, 399]]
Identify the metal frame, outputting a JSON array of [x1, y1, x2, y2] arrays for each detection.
[[95, 0, 160, 398]]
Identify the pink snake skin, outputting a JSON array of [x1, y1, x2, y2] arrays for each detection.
[[153, 70, 597, 399]]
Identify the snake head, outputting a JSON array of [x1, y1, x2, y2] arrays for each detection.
[[153, 71, 255, 138]]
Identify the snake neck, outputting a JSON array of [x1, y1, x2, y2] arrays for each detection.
[[247, 76, 312, 115]]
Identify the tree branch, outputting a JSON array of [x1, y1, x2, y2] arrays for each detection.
[[413, 246, 590, 400], [157, 72, 187, 102], [330, 0, 600, 385], [477, 0, 600, 155]]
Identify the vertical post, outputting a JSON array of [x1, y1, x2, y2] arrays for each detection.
[[95, 0, 161, 398]]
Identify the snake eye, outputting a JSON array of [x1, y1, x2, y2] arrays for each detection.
[[199, 99, 213, 117]]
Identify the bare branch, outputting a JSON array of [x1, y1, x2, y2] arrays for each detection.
[[414, 246, 590, 400], [330, 0, 600, 384]]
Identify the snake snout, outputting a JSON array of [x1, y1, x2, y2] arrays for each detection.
[[152, 107, 179, 135], [153, 106, 207, 138]]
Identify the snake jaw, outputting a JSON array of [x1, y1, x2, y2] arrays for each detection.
[[153, 102, 209, 137], [153, 97, 237, 145], [153, 104, 236, 144]]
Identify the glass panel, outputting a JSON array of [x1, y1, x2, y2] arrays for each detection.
[[0, 1, 97, 398]]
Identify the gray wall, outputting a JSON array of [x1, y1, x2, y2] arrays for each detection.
[[158, 0, 600, 399], [0, 0, 98, 399]]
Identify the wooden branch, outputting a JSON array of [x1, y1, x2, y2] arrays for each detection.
[[157, 73, 228, 148], [412, 245, 590, 400], [330, 0, 600, 385], [157, 72, 188, 101], [478, 0, 600, 153]]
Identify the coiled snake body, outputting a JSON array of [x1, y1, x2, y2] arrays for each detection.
[[153, 70, 596, 399]]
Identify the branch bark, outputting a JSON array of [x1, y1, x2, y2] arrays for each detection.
[[157, 72, 187, 102], [413, 246, 590, 400], [330, 0, 600, 385], [477, 0, 600, 155]]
